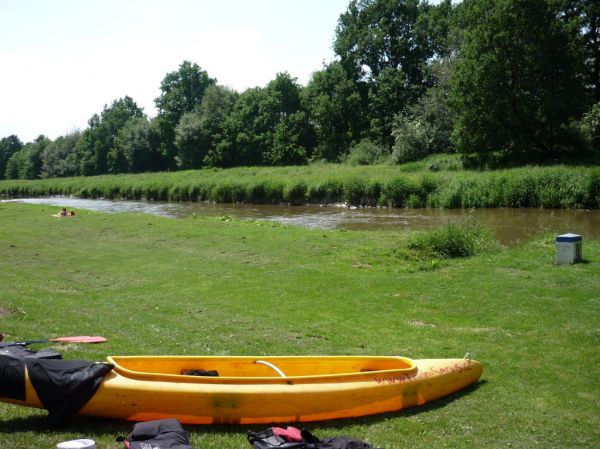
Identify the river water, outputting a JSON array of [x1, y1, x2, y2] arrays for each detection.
[[3, 197, 599, 246]]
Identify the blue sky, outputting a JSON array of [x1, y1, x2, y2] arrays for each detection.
[[0, 0, 350, 142]]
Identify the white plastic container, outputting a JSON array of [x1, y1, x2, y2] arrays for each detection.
[[556, 233, 582, 265], [56, 439, 96, 449]]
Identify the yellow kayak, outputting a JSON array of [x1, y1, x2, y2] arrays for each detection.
[[11, 355, 482, 424]]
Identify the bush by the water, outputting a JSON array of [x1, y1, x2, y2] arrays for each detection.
[[344, 139, 387, 166], [407, 223, 491, 259]]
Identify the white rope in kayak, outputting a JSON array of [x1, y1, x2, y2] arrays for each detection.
[[254, 360, 287, 377]]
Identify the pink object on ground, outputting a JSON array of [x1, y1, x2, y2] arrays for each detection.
[[272, 426, 303, 442], [50, 336, 107, 344]]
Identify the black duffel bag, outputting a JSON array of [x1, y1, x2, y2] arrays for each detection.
[[119, 418, 194, 449]]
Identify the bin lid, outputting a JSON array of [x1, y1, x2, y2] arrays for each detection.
[[57, 439, 95, 449], [556, 233, 582, 242]]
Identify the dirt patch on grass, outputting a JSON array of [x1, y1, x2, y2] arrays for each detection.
[[0, 307, 12, 318], [454, 326, 497, 334], [409, 320, 437, 328]]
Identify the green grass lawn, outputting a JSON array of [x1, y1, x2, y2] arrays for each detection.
[[0, 202, 598, 449]]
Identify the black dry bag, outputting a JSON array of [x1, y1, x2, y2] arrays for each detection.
[[120, 418, 194, 449]]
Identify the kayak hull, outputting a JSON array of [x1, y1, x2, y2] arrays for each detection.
[[8, 356, 483, 424]]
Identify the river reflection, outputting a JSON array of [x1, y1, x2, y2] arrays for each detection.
[[3, 197, 598, 246]]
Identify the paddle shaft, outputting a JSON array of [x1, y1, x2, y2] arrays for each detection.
[[1, 336, 106, 346], [13, 339, 53, 345], [0, 340, 49, 347]]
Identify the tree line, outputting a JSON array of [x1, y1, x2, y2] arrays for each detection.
[[1, 0, 599, 181]]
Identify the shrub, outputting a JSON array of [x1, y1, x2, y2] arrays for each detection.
[[406, 194, 424, 208], [210, 183, 246, 203], [345, 139, 387, 166], [364, 181, 382, 206], [342, 178, 367, 206], [246, 182, 268, 203], [283, 182, 307, 205], [587, 168, 600, 208], [390, 116, 432, 164], [263, 180, 285, 203], [187, 184, 208, 201], [306, 180, 344, 204], [380, 178, 415, 207], [407, 223, 490, 259], [581, 102, 600, 152], [168, 184, 188, 201], [391, 64, 455, 165]]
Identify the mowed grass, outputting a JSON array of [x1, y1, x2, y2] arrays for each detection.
[[0, 202, 598, 449]]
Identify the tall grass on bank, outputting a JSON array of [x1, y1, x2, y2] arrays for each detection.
[[1, 162, 599, 209]]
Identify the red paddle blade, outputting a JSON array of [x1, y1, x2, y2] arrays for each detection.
[[49, 336, 107, 344]]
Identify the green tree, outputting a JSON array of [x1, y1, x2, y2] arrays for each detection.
[[334, 0, 448, 148], [581, 1, 600, 102], [418, 0, 454, 61], [41, 131, 82, 178], [216, 73, 310, 167], [391, 61, 455, 163], [216, 87, 267, 167], [4, 135, 50, 179], [334, 0, 431, 83], [267, 110, 314, 165], [174, 111, 205, 169], [449, 0, 586, 166], [175, 85, 238, 169], [302, 61, 367, 161], [0, 135, 22, 180], [77, 114, 102, 176], [261, 73, 314, 165], [198, 85, 238, 167], [367, 67, 422, 148], [77, 96, 145, 175], [114, 117, 161, 173], [551, 0, 600, 103], [154, 61, 216, 169], [4, 150, 26, 179]]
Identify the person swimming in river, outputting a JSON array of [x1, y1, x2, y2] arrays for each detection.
[[55, 208, 75, 217]]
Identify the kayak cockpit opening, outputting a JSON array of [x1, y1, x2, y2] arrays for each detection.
[[106, 355, 417, 383]]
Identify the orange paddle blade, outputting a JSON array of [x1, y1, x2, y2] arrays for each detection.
[[49, 336, 107, 344]]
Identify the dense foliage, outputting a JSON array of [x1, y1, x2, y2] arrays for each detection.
[[2, 0, 599, 180], [450, 0, 586, 166]]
